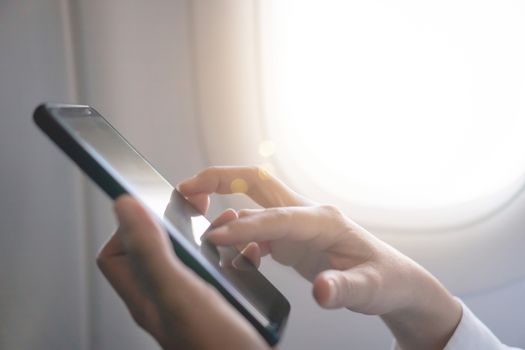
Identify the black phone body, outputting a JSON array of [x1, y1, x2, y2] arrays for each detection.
[[33, 103, 290, 346]]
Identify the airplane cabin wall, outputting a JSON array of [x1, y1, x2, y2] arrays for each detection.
[[0, 1, 524, 349]]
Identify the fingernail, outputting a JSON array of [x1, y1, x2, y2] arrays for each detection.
[[325, 276, 338, 307], [203, 226, 228, 241], [232, 254, 254, 271], [209, 226, 228, 236]]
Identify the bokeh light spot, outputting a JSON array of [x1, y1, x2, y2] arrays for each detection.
[[230, 178, 249, 194], [258, 140, 276, 158]]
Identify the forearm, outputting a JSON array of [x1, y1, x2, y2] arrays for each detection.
[[380, 268, 462, 350]]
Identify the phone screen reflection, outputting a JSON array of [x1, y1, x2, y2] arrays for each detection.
[[163, 190, 256, 273]]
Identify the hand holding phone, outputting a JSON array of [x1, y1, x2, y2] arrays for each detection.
[[33, 104, 289, 345], [98, 195, 270, 350]]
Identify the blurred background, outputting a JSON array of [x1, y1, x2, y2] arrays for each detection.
[[1, 0, 525, 349]]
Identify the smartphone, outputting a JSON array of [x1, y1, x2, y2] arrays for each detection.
[[33, 103, 290, 345]]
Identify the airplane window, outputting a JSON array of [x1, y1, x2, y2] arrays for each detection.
[[258, 0, 525, 229]]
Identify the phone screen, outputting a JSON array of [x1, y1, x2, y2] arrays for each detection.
[[47, 107, 289, 334]]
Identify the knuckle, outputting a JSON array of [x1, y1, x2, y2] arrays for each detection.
[[319, 204, 343, 218], [340, 273, 355, 295], [237, 209, 251, 217], [363, 267, 383, 290], [250, 165, 277, 184], [271, 207, 293, 234], [95, 254, 105, 269], [318, 205, 347, 231], [271, 207, 291, 221], [95, 249, 110, 272], [358, 268, 383, 311]]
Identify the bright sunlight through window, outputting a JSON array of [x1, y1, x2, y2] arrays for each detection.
[[260, 0, 525, 226]]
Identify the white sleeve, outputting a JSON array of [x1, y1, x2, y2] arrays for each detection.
[[391, 298, 522, 350]]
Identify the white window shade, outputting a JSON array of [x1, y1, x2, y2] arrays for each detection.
[[259, 0, 525, 230]]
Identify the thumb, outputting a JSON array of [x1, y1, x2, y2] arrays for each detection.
[[313, 267, 378, 310], [183, 192, 210, 214]]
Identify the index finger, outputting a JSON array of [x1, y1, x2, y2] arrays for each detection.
[[205, 206, 346, 251], [177, 166, 311, 209]]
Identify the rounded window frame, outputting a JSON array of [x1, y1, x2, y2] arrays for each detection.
[[189, 0, 525, 295]]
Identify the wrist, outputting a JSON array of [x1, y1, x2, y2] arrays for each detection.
[[381, 266, 462, 350]]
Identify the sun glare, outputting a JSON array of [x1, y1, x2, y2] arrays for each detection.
[[262, 0, 525, 214]]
